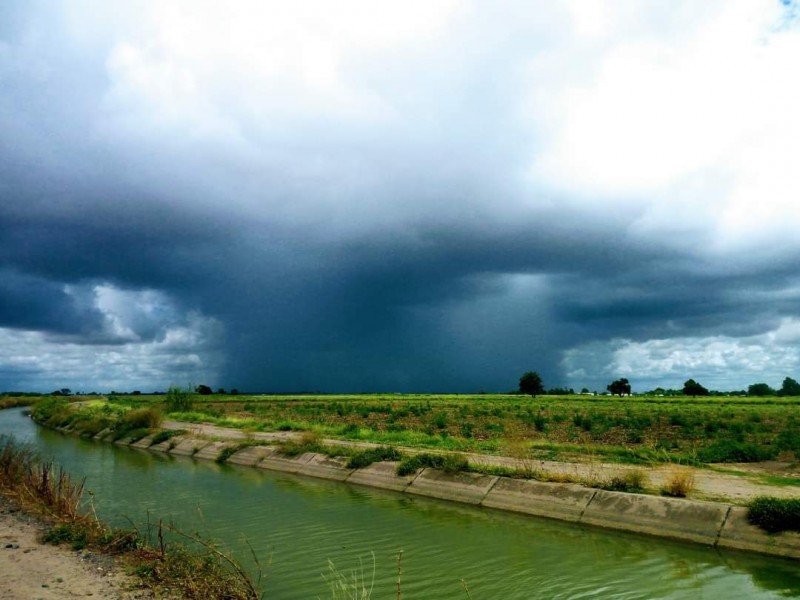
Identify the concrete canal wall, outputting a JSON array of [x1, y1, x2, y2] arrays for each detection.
[[90, 428, 800, 560]]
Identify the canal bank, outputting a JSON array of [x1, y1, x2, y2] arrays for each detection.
[[90, 423, 800, 561]]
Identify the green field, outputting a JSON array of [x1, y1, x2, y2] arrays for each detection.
[[84, 392, 800, 465]]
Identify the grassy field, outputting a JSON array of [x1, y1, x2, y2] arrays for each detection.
[[70, 392, 800, 466]]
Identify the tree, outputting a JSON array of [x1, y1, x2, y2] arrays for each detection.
[[748, 383, 775, 397], [519, 371, 544, 397], [682, 379, 709, 397], [606, 378, 631, 397], [195, 384, 213, 395], [779, 377, 800, 397]]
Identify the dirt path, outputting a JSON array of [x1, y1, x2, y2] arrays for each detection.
[[0, 498, 150, 600], [163, 420, 800, 504]]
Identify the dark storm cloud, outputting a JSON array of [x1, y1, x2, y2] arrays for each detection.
[[0, 269, 103, 335], [1, 1, 799, 392]]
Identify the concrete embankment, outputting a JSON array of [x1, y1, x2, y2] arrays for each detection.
[[86, 428, 800, 560]]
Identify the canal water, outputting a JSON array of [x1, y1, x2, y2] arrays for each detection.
[[2, 407, 800, 599]]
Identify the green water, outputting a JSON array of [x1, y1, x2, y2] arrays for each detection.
[[2, 408, 800, 599]]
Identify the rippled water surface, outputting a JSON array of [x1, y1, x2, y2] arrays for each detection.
[[3, 407, 800, 598]]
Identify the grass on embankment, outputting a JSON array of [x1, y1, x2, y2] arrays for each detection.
[[0, 434, 262, 599]]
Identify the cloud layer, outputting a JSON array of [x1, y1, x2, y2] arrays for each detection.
[[2, 1, 800, 392]]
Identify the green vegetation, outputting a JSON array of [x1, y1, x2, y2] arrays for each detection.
[[346, 446, 402, 469], [150, 428, 186, 446], [165, 386, 194, 412], [25, 391, 800, 467], [111, 406, 162, 441], [747, 496, 800, 533], [396, 452, 469, 476]]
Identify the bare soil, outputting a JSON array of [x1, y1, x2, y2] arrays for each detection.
[[0, 497, 152, 600]]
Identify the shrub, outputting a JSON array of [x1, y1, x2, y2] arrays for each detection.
[[346, 446, 403, 469], [747, 496, 800, 533], [121, 407, 162, 430], [660, 469, 695, 498]]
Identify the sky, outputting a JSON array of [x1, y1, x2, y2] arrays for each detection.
[[2, 0, 800, 394]]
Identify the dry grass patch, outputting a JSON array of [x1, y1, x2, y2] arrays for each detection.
[[660, 467, 695, 497]]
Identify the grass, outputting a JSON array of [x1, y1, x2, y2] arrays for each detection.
[[0, 434, 262, 599]]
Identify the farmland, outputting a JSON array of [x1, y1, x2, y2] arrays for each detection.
[[99, 392, 800, 466]]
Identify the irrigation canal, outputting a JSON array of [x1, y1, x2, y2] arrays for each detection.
[[2, 407, 800, 599]]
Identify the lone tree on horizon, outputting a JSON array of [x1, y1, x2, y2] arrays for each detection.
[[606, 378, 631, 397], [519, 371, 544, 397], [682, 378, 709, 397]]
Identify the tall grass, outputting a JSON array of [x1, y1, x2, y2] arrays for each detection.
[[660, 468, 695, 498]]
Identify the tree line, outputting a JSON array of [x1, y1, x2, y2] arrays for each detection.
[[518, 372, 800, 398]]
